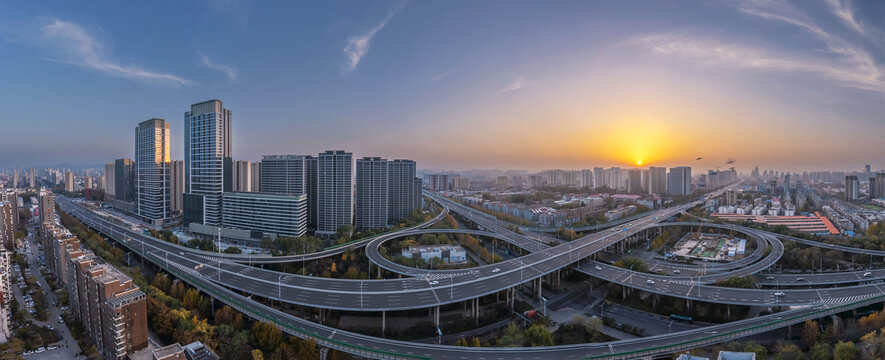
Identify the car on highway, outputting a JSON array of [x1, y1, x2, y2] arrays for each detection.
[[646, 279, 655, 285], [673, 270, 681, 274], [864, 272, 872, 277], [492, 268, 500, 273], [796, 277, 805, 282], [765, 276, 774, 280], [774, 292, 785, 296], [429, 281, 439, 286], [595, 266, 602, 271]]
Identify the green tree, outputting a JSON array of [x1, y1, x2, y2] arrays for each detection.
[[810, 342, 832, 360], [613, 257, 648, 273], [834, 341, 857, 360], [525, 324, 553, 346]]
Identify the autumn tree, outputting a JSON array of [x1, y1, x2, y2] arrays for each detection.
[[253, 321, 283, 352]]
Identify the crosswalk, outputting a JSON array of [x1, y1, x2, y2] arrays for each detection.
[[819, 294, 874, 305], [422, 270, 479, 281]]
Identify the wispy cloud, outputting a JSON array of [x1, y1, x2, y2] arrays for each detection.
[[342, 9, 400, 73], [825, 0, 872, 39], [496, 76, 528, 95], [198, 52, 238, 80], [631, 0, 884, 94], [428, 70, 454, 82], [40, 19, 192, 86]]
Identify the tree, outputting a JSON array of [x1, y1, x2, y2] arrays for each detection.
[[152, 273, 171, 293], [470, 337, 481, 347], [613, 257, 648, 273], [802, 320, 819, 348], [330, 262, 337, 273], [741, 342, 766, 359], [834, 341, 857, 360], [214, 306, 244, 330], [182, 289, 202, 310], [253, 321, 283, 352], [811, 342, 830, 360], [773, 342, 802, 360], [454, 338, 468, 346], [525, 324, 553, 346]]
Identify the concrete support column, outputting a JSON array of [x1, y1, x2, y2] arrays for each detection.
[[536, 278, 542, 300], [434, 306, 440, 327], [474, 298, 480, 326], [382, 311, 386, 337]]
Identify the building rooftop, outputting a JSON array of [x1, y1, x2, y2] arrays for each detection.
[[151, 343, 184, 360]]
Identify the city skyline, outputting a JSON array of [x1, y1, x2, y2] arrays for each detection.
[[0, 1, 884, 171]]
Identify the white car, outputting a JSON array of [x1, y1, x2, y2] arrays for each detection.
[[491, 268, 501, 273], [673, 270, 681, 274], [595, 266, 602, 271], [429, 281, 439, 286], [646, 279, 655, 285], [774, 292, 785, 296], [47, 345, 58, 350], [35, 347, 45, 353], [863, 272, 872, 277]]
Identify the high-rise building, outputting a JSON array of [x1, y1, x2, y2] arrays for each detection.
[[580, 169, 593, 188], [355, 157, 388, 231], [387, 160, 417, 223], [29, 167, 35, 188], [259, 155, 317, 228], [64, 171, 74, 193], [845, 175, 859, 201], [221, 192, 307, 238], [85, 176, 93, 189], [0, 201, 13, 249], [39, 189, 56, 229], [726, 189, 738, 205], [183, 100, 232, 227], [872, 173, 885, 200], [11, 169, 18, 188], [413, 177, 423, 210], [0, 189, 19, 229], [249, 162, 261, 192], [115, 159, 135, 202], [627, 169, 643, 194], [865, 164, 871, 181], [668, 166, 691, 196], [316, 150, 352, 237], [608, 167, 622, 190], [135, 119, 171, 224], [104, 162, 116, 198], [260, 155, 308, 194], [593, 167, 606, 188], [648, 167, 667, 195], [170, 160, 185, 213], [425, 173, 451, 191], [232, 160, 253, 192], [305, 156, 317, 230]]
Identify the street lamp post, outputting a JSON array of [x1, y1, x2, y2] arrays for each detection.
[[278, 274, 283, 299]]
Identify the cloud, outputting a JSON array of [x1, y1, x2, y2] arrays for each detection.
[[198, 52, 238, 80], [496, 76, 528, 95], [428, 70, 454, 82], [630, 1, 884, 94], [342, 9, 399, 73], [634, 33, 884, 93], [40, 19, 192, 86], [825, 0, 869, 38]]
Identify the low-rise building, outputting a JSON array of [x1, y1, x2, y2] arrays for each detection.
[[401, 245, 467, 263]]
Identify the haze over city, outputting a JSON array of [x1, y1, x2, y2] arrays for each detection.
[[1, 0, 884, 171], [6, 2, 885, 360]]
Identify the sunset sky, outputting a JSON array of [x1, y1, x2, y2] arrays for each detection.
[[0, 0, 883, 172]]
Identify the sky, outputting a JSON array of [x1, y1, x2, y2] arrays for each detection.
[[0, 0, 883, 173]]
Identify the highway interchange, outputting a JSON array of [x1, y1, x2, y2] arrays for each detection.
[[56, 188, 885, 359]]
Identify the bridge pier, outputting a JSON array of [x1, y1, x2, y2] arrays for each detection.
[[536, 278, 542, 300], [434, 306, 440, 327], [381, 311, 386, 337]]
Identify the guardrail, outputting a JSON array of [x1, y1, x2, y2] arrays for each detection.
[[584, 294, 883, 359]]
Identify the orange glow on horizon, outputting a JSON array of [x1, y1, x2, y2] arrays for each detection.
[[580, 116, 691, 167]]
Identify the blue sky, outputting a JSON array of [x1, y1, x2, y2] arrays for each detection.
[[0, 0, 883, 172]]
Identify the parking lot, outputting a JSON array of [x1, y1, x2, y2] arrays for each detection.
[[9, 225, 82, 358]]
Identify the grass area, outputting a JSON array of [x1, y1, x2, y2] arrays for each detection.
[[861, 204, 883, 211]]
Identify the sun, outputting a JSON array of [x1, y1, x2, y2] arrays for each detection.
[[636, 160, 643, 166]]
